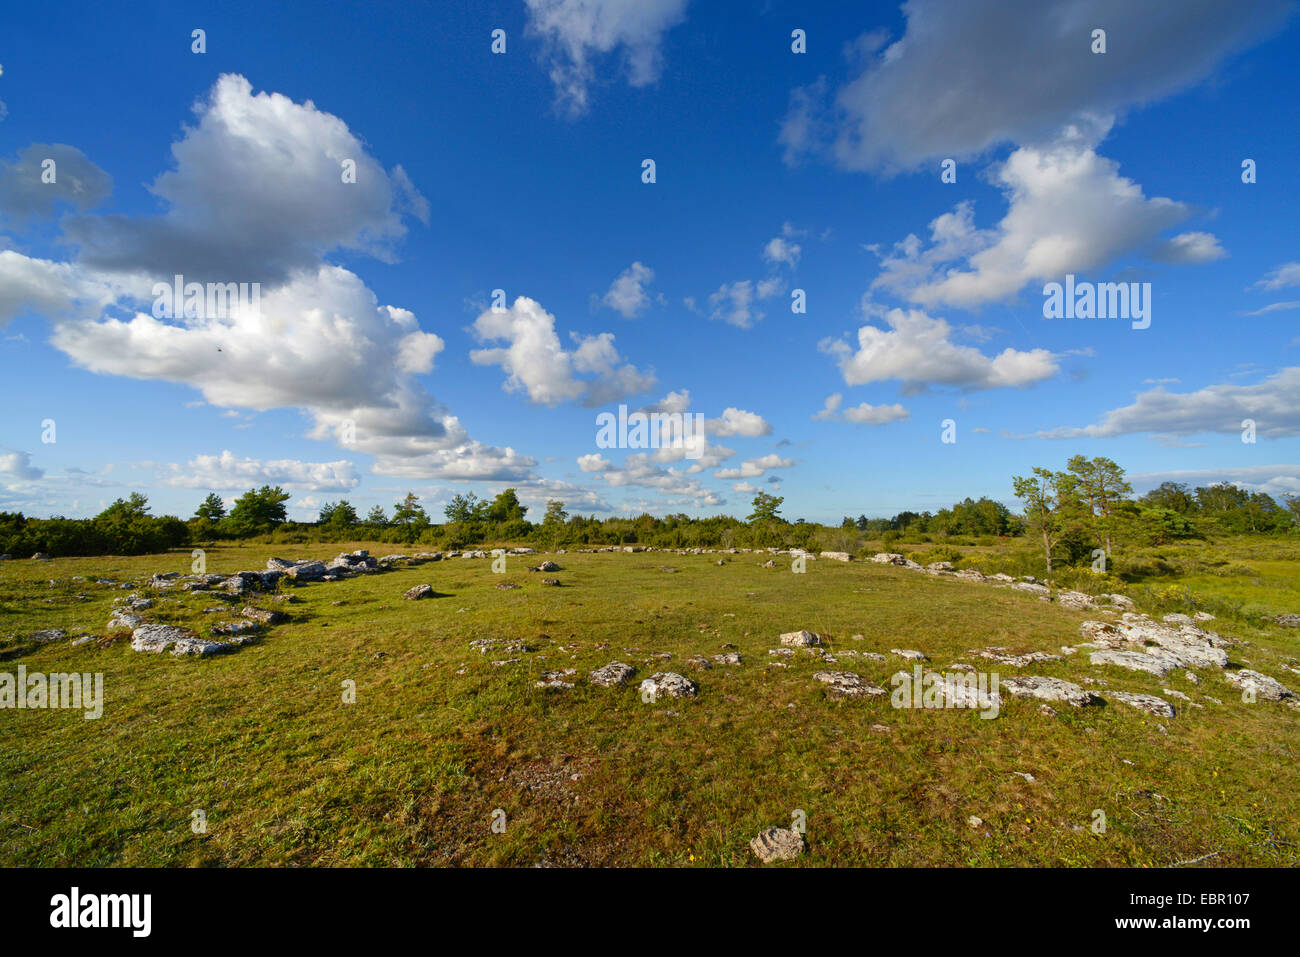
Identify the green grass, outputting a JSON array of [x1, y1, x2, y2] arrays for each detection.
[[1, 542, 1298, 866]]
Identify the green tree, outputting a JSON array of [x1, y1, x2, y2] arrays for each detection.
[[486, 488, 528, 524], [443, 492, 480, 524], [365, 505, 389, 527], [320, 500, 358, 527], [1065, 455, 1132, 556], [542, 500, 568, 526], [747, 491, 784, 524], [226, 485, 290, 536], [392, 492, 429, 527], [194, 492, 226, 522], [1013, 468, 1079, 576]]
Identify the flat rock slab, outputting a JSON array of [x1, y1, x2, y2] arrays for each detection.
[[780, 630, 820, 647], [1225, 669, 1294, 701], [589, 661, 636, 687], [131, 624, 196, 654], [640, 672, 697, 699], [812, 671, 886, 698], [241, 606, 286, 625], [1089, 650, 1176, 677], [1001, 675, 1101, 707], [891, 648, 928, 660], [30, 628, 68, 643], [974, 648, 1061, 667], [750, 827, 805, 863], [536, 669, 577, 690], [172, 637, 236, 658], [1107, 691, 1176, 718]]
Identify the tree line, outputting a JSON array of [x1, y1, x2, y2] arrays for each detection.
[[1, 457, 1296, 558]]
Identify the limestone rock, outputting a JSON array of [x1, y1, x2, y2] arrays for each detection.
[[780, 630, 820, 647], [1107, 691, 1176, 718], [130, 624, 195, 654], [750, 827, 804, 863], [639, 672, 697, 699], [812, 671, 886, 698], [1224, 669, 1294, 701], [403, 584, 434, 600], [241, 606, 286, 625], [589, 661, 636, 687], [1000, 675, 1101, 707], [1089, 649, 1177, 677]]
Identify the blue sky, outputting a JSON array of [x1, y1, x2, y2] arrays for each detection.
[[2, 0, 1299, 524]]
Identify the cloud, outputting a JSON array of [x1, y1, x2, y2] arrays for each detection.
[[0, 450, 44, 482], [638, 389, 691, 414], [1131, 464, 1300, 500], [1039, 367, 1300, 440], [0, 144, 113, 223], [1152, 231, 1227, 264], [781, 0, 1290, 172], [524, 0, 690, 116], [471, 295, 656, 407], [155, 450, 359, 491], [1253, 262, 1300, 291], [714, 453, 794, 480], [62, 74, 428, 287], [813, 392, 909, 425], [578, 451, 723, 506], [707, 278, 783, 329], [821, 307, 1057, 391], [600, 261, 654, 318], [1243, 301, 1300, 317], [762, 236, 801, 267], [704, 407, 772, 438], [871, 123, 1190, 309], [0, 250, 121, 326]]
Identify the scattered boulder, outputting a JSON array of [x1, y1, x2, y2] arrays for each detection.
[[30, 628, 68, 643], [1010, 581, 1051, 596], [403, 584, 435, 601], [820, 551, 852, 562], [713, 652, 742, 666], [1275, 614, 1300, 628], [812, 671, 886, 698], [130, 624, 196, 654], [639, 672, 697, 699], [780, 630, 820, 647], [750, 827, 804, 863], [540, 578, 561, 586], [107, 611, 144, 631], [1089, 649, 1177, 677], [890, 648, 927, 661], [1107, 691, 1176, 718], [285, 561, 327, 581], [870, 553, 906, 565], [973, 648, 1061, 667], [240, 606, 286, 625], [1224, 669, 1294, 701], [533, 560, 561, 572], [1000, 676, 1102, 708], [589, 661, 636, 687], [1056, 591, 1097, 611], [171, 637, 235, 658], [536, 669, 577, 690]]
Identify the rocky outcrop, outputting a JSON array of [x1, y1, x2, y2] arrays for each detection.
[[812, 671, 886, 697], [750, 827, 805, 863], [589, 661, 636, 687], [639, 672, 697, 699], [1001, 676, 1101, 707]]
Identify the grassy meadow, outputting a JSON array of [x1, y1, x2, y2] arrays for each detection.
[[1, 539, 1298, 867]]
